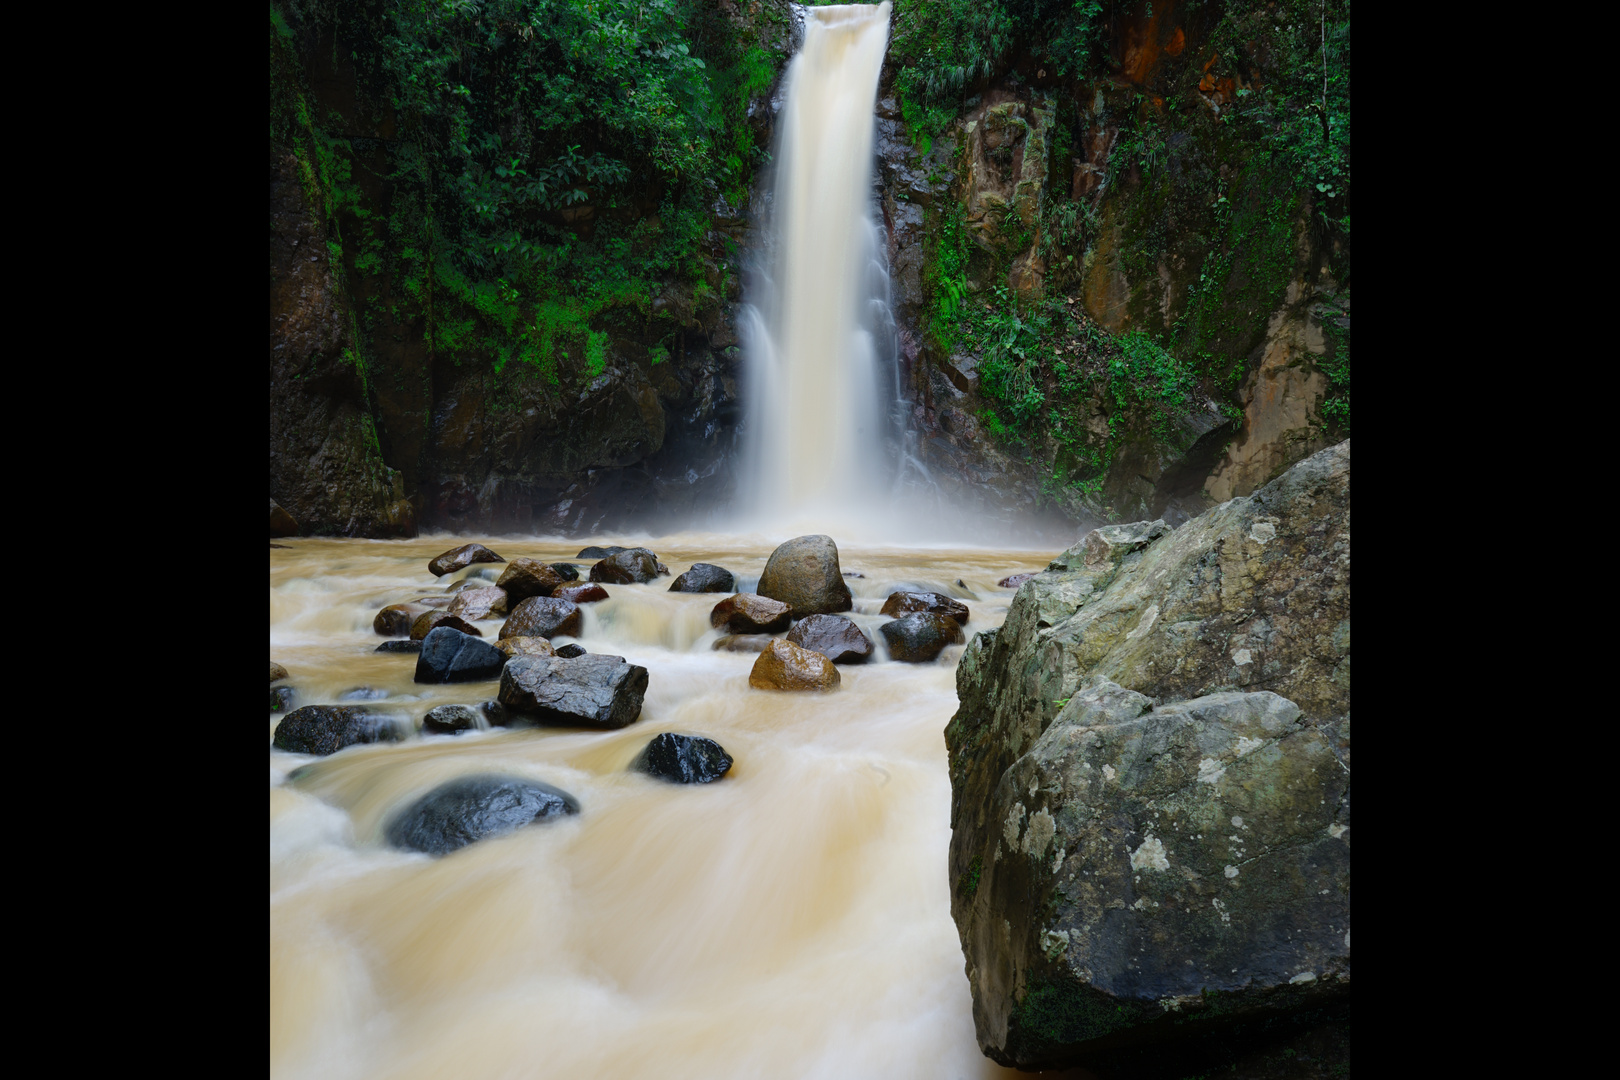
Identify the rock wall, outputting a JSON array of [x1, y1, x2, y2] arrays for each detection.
[[946, 441, 1350, 1070]]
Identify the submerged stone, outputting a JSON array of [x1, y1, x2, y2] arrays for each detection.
[[576, 545, 627, 559], [881, 591, 970, 624], [386, 774, 579, 855], [879, 612, 965, 662], [634, 733, 733, 784]]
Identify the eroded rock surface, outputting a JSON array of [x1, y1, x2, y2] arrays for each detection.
[[946, 442, 1350, 1069]]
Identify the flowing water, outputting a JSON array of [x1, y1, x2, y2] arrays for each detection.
[[738, 4, 900, 533], [270, 533, 1063, 1079]]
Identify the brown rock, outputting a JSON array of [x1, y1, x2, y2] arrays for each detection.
[[748, 640, 841, 692], [270, 662, 289, 683], [997, 573, 1036, 588], [270, 498, 300, 538], [411, 610, 483, 640], [496, 636, 558, 660], [447, 586, 510, 621], [428, 543, 506, 578], [786, 614, 873, 664], [712, 635, 776, 653], [880, 591, 970, 625], [500, 596, 582, 639], [496, 558, 567, 602], [710, 593, 792, 634], [589, 547, 661, 584], [374, 602, 432, 637], [757, 535, 853, 615], [554, 583, 610, 604], [878, 612, 965, 662]]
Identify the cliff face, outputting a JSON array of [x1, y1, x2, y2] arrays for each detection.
[[269, 1, 1348, 539]]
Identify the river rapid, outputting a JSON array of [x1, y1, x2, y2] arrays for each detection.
[[270, 532, 1060, 1080]]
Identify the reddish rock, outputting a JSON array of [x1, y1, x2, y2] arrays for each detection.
[[748, 640, 841, 692], [554, 583, 610, 603], [500, 596, 582, 639], [880, 591, 970, 625], [411, 610, 483, 640], [710, 593, 792, 634], [428, 543, 505, 578]]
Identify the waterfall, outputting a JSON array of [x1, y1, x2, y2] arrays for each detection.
[[738, 3, 897, 533]]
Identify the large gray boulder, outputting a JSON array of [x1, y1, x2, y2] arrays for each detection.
[[947, 441, 1350, 1070], [498, 654, 648, 729], [386, 774, 579, 855], [757, 535, 853, 615]]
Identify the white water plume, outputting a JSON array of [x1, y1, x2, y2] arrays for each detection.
[[738, 3, 898, 535]]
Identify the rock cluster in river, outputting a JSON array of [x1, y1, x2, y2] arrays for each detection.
[[946, 441, 1351, 1070], [386, 774, 579, 855]]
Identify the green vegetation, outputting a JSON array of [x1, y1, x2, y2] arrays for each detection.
[[958, 855, 984, 900], [270, 0, 789, 393]]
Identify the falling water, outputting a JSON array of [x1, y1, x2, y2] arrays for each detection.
[[739, 3, 898, 533]]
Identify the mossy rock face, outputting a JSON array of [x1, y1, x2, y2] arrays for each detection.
[[948, 444, 1350, 1069]]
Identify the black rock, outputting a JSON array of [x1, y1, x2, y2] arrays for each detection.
[[786, 613, 873, 664], [479, 700, 511, 727], [669, 563, 736, 593], [375, 640, 423, 654], [878, 612, 966, 662], [414, 627, 508, 684], [422, 704, 482, 735], [555, 643, 587, 658], [576, 545, 627, 559], [550, 563, 581, 581], [273, 705, 404, 755], [386, 774, 580, 855], [589, 547, 661, 584], [340, 687, 388, 701], [498, 654, 648, 729], [880, 591, 970, 625], [270, 685, 298, 713], [635, 732, 734, 783]]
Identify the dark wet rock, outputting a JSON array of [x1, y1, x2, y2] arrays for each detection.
[[411, 610, 483, 640], [273, 705, 403, 755], [655, 560, 670, 576], [880, 591, 971, 625], [710, 593, 792, 634], [550, 563, 581, 581], [998, 573, 1036, 589], [498, 654, 649, 729], [589, 547, 661, 584], [495, 636, 557, 660], [376, 640, 422, 654], [414, 627, 507, 684], [500, 596, 582, 639], [554, 583, 610, 604], [270, 662, 289, 683], [554, 644, 587, 658], [386, 774, 580, 855], [270, 498, 301, 537], [842, 571, 865, 579], [496, 558, 567, 603], [749, 640, 841, 691], [270, 685, 299, 712], [713, 635, 774, 653], [429, 543, 506, 578], [374, 602, 431, 637], [479, 700, 511, 727], [339, 687, 387, 701], [635, 733, 733, 784], [422, 703, 482, 735], [757, 534, 853, 615], [576, 545, 627, 559], [270, 543, 291, 549], [879, 612, 965, 662], [447, 585, 510, 620], [786, 614, 873, 664], [670, 563, 735, 593]]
